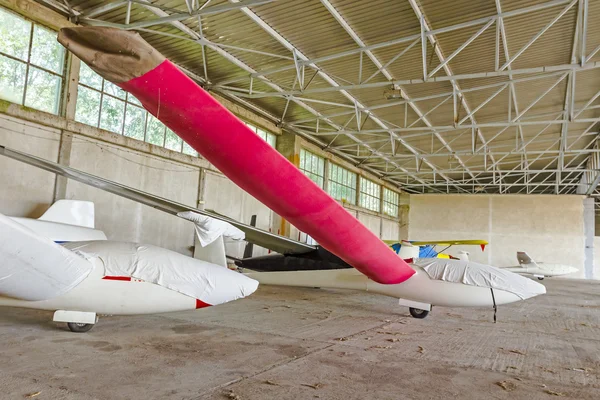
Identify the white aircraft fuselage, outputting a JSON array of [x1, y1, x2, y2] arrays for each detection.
[[245, 258, 546, 316], [0, 257, 201, 315], [246, 267, 523, 308], [504, 263, 579, 278]]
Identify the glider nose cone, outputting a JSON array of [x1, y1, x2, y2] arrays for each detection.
[[520, 275, 546, 299], [200, 267, 259, 306]]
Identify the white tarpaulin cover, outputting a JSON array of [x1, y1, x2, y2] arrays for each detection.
[[413, 258, 546, 300], [64, 241, 258, 305], [177, 211, 245, 247], [0, 213, 93, 301]]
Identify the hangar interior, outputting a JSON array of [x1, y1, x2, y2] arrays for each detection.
[[0, 0, 599, 399]]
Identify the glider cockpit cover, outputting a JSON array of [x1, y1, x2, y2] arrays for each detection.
[[57, 27, 414, 285]]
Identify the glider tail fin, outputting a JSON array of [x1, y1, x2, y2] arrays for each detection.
[[517, 251, 534, 265], [38, 200, 95, 229]]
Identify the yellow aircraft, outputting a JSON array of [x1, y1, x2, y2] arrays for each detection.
[[384, 240, 489, 260]]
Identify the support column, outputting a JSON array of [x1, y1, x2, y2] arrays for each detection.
[[583, 197, 595, 279], [53, 50, 80, 201], [53, 132, 73, 201], [274, 130, 301, 238]]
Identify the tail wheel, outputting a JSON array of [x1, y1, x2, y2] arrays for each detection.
[[537, 277, 544, 280], [409, 307, 429, 319], [67, 322, 94, 333]]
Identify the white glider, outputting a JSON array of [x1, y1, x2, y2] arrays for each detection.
[[0, 212, 258, 332], [502, 251, 579, 280], [243, 257, 546, 320]]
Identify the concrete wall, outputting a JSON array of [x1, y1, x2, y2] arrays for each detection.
[[0, 110, 403, 259], [65, 136, 200, 255], [408, 194, 592, 279], [594, 237, 600, 280], [0, 114, 60, 217]]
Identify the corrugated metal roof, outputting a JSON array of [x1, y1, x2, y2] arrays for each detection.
[[44, 0, 600, 195]]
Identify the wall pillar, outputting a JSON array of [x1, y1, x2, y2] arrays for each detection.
[[53, 132, 73, 201], [583, 197, 595, 279], [274, 130, 301, 238]]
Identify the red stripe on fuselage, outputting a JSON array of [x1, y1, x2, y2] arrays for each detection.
[[102, 276, 132, 281], [196, 299, 211, 309]]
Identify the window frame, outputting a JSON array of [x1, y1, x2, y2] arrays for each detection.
[[359, 177, 382, 212], [0, 8, 66, 115], [327, 163, 357, 205], [74, 63, 198, 157], [299, 148, 325, 188], [382, 187, 400, 217], [244, 121, 277, 148]]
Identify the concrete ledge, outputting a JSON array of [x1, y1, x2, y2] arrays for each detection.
[[0, 100, 218, 172]]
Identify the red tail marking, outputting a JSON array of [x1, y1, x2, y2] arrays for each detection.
[[102, 276, 132, 281], [480, 244, 486, 251], [196, 299, 211, 309]]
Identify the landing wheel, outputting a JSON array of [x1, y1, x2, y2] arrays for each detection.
[[409, 307, 429, 319], [537, 277, 544, 281], [67, 322, 94, 333]]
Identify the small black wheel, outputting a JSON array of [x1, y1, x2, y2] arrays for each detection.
[[67, 322, 94, 333], [537, 277, 544, 281], [409, 307, 429, 319]]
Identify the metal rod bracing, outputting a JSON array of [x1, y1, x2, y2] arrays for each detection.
[[79, 0, 276, 29], [229, 0, 464, 190], [125, 0, 438, 192], [208, 0, 577, 87]]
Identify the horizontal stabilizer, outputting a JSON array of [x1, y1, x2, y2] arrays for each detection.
[[0, 213, 93, 301]]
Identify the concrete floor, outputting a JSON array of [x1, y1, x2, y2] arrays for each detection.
[[0, 279, 598, 400]]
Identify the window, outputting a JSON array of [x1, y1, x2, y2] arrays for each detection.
[[0, 8, 65, 114], [360, 177, 381, 212], [244, 121, 277, 147], [383, 188, 399, 217], [299, 149, 325, 188], [328, 163, 357, 204], [75, 63, 198, 156]]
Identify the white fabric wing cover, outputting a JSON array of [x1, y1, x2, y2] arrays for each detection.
[[64, 241, 258, 305], [414, 258, 546, 300], [177, 211, 245, 247], [0, 213, 93, 301]]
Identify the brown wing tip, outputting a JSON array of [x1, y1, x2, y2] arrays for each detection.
[[58, 27, 165, 84]]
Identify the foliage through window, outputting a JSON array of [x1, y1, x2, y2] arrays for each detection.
[[75, 63, 198, 156], [0, 8, 65, 114], [360, 178, 381, 212], [383, 188, 399, 217], [299, 149, 325, 188], [244, 121, 277, 147], [328, 163, 357, 204]]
